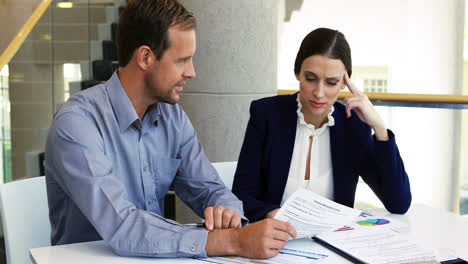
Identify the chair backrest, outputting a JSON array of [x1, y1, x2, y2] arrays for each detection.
[[0, 176, 51, 264], [212, 161, 237, 190]]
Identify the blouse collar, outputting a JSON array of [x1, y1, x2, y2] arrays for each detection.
[[296, 93, 335, 135]]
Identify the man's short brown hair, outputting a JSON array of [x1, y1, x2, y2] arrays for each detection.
[[117, 0, 196, 67]]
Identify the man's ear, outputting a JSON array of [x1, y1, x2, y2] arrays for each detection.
[[135, 45, 155, 71]]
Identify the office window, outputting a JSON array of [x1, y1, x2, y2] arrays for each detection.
[[459, 0, 468, 215], [0, 64, 11, 183], [63, 63, 81, 102], [0, 1, 110, 181], [279, 0, 466, 213], [352, 66, 388, 93]]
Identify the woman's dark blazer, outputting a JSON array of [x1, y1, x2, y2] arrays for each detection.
[[232, 93, 411, 222]]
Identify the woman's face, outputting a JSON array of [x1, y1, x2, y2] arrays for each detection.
[[297, 54, 346, 124]]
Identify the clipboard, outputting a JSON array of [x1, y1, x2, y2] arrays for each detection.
[[312, 236, 439, 264], [312, 236, 366, 264], [441, 259, 468, 264]]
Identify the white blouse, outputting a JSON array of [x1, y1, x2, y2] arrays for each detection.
[[280, 94, 335, 206]]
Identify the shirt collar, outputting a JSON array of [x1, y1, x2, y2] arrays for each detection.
[[106, 71, 162, 132], [145, 102, 163, 128], [296, 93, 335, 135]]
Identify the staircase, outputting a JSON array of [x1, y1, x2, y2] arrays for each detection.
[[69, 1, 125, 95], [70, 15, 121, 94], [7, 0, 127, 182]]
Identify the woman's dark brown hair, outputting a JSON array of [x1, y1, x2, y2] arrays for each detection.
[[294, 28, 352, 77]]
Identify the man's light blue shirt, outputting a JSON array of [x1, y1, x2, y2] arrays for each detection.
[[45, 72, 245, 258]]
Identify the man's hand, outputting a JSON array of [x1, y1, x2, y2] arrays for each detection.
[[204, 205, 242, 231], [265, 208, 280, 219], [205, 218, 297, 259]]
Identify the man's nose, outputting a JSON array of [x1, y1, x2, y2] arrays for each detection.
[[183, 62, 196, 79]]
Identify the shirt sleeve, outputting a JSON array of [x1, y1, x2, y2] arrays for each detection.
[[48, 111, 210, 258], [172, 109, 247, 223]]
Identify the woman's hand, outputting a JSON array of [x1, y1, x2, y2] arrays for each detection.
[[343, 73, 389, 141]]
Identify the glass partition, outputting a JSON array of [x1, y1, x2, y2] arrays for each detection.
[[353, 104, 468, 216], [0, 0, 121, 182], [0, 64, 11, 183]]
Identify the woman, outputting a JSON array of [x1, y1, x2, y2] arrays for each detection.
[[232, 28, 411, 222]]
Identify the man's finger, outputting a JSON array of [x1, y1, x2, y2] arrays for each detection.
[[271, 219, 298, 239], [271, 229, 290, 242], [286, 222, 297, 239], [213, 206, 224, 229], [203, 207, 214, 231], [222, 209, 233, 229], [268, 239, 287, 251], [229, 212, 241, 229]]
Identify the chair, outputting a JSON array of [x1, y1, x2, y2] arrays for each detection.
[[212, 161, 237, 190], [169, 162, 238, 224], [0, 176, 51, 264]]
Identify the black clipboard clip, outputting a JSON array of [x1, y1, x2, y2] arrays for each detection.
[[441, 259, 468, 264]]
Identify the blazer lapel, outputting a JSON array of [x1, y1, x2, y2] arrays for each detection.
[[330, 104, 343, 168], [329, 103, 350, 206], [271, 94, 298, 201]]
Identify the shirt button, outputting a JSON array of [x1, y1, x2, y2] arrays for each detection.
[[143, 166, 147, 172], [148, 200, 153, 204], [191, 245, 197, 251]]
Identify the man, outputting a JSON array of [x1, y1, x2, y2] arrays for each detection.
[[45, 0, 296, 259]]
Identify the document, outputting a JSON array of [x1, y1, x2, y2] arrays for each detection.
[[274, 188, 362, 238], [202, 254, 319, 264], [201, 248, 327, 264], [314, 221, 438, 264], [273, 188, 438, 264]]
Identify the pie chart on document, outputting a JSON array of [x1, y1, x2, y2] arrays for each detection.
[[356, 218, 390, 226]]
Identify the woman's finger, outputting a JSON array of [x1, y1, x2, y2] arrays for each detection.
[[345, 96, 363, 118], [344, 96, 362, 105], [345, 100, 365, 119], [344, 72, 363, 96]]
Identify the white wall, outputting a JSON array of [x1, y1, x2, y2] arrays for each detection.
[[280, 0, 465, 211]]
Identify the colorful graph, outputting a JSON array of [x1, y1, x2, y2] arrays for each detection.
[[356, 218, 390, 226], [335, 225, 354, 232]]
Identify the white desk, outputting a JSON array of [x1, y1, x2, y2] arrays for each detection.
[[30, 204, 468, 264], [372, 204, 468, 261]]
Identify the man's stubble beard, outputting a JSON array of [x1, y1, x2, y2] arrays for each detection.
[[154, 86, 179, 105], [144, 71, 180, 105]]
